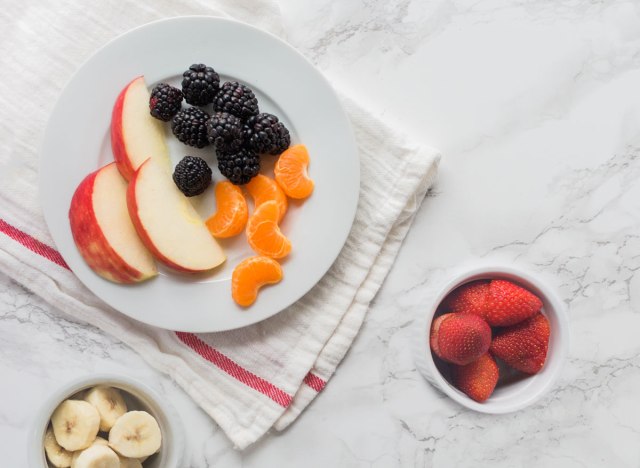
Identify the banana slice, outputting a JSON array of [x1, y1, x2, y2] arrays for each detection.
[[93, 437, 109, 446], [51, 400, 100, 451], [70, 438, 108, 467], [44, 427, 73, 468], [108, 411, 161, 458], [84, 386, 128, 432], [71, 444, 119, 468], [118, 455, 143, 468]]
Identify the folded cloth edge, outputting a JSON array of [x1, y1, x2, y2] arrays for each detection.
[[0, 93, 440, 447]]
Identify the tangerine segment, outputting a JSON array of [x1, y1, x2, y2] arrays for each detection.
[[274, 144, 314, 199], [245, 174, 288, 221], [232, 256, 283, 307], [246, 200, 291, 259], [205, 181, 249, 238]]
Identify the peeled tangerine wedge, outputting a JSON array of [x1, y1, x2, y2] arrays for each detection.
[[205, 181, 249, 238], [274, 144, 314, 199], [245, 174, 288, 222], [232, 256, 283, 307], [51, 400, 100, 452], [246, 200, 291, 259], [108, 411, 162, 459], [44, 427, 73, 468], [84, 386, 127, 432]]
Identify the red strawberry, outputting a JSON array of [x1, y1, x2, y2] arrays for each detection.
[[430, 313, 491, 365], [450, 352, 499, 402], [490, 312, 550, 374], [444, 280, 489, 318], [484, 279, 542, 326]]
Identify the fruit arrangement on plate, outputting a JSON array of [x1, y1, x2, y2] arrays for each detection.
[[68, 64, 314, 307], [430, 279, 550, 402], [44, 386, 161, 468]]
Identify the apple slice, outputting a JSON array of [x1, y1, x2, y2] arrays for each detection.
[[127, 158, 226, 273], [69, 163, 158, 283], [111, 76, 170, 181]]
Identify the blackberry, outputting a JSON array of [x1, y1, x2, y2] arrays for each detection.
[[149, 83, 183, 121], [217, 148, 260, 185], [244, 113, 291, 155], [172, 156, 212, 197], [171, 107, 210, 148], [206, 112, 243, 154], [181, 64, 220, 106], [213, 81, 259, 120]]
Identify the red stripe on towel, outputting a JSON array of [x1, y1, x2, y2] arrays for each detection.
[[175, 331, 293, 407], [0, 218, 328, 401], [303, 372, 326, 392], [0, 219, 69, 269]]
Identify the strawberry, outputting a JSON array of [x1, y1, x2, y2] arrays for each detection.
[[430, 313, 491, 365], [450, 352, 499, 402], [484, 279, 542, 326], [443, 280, 489, 318], [490, 312, 550, 374]]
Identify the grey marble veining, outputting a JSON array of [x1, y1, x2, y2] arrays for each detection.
[[2, 0, 640, 466]]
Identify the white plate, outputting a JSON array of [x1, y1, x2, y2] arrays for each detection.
[[40, 17, 359, 332]]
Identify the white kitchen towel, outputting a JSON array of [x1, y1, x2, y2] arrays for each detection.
[[0, 1, 440, 449]]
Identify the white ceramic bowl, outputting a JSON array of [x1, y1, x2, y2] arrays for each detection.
[[413, 263, 569, 413], [28, 374, 184, 467]]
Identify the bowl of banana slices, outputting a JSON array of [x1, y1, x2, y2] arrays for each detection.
[[28, 374, 183, 468]]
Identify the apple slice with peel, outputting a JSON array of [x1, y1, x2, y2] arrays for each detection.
[[69, 162, 158, 283], [111, 76, 170, 181], [128, 158, 226, 272]]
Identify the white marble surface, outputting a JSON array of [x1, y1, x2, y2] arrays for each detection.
[[3, 0, 640, 466]]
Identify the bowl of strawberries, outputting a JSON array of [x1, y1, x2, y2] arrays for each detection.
[[414, 263, 569, 413]]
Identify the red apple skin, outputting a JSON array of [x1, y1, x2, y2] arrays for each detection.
[[126, 161, 202, 273], [69, 165, 149, 283], [111, 76, 140, 181]]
